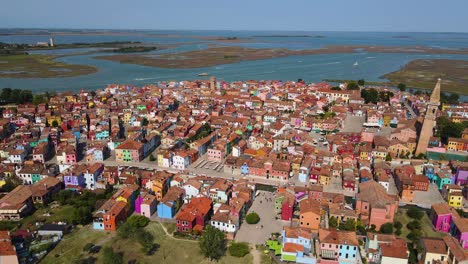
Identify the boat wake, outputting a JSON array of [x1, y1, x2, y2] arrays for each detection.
[[135, 77, 158, 81], [366, 56, 376, 59], [326, 61, 341, 65]]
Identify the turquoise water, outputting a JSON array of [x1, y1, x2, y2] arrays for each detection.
[[1, 30, 468, 93]]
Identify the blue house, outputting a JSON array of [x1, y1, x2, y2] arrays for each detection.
[[338, 243, 359, 263], [241, 163, 249, 175], [435, 171, 453, 190], [96, 130, 109, 140], [157, 186, 184, 219], [281, 227, 316, 264], [424, 165, 436, 182]]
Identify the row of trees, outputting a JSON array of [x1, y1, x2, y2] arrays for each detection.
[[435, 116, 468, 144], [360, 88, 395, 104], [0, 88, 55, 105]]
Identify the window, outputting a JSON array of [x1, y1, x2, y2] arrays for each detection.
[[347, 246, 349, 250]]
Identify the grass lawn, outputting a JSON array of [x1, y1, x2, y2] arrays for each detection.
[[41, 226, 114, 264], [162, 222, 176, 234], [103, 222, 252, 264], [0, 54, 97, 78], [394, 208, 447, 241], [20, 205, 75, 230]]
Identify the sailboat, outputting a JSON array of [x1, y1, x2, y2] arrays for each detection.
[[353, 61, 359, 66]]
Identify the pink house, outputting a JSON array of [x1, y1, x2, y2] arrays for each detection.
[[356, 181, 398, 230], [207, 145, 225, 162], [134, 193, 157, 219], [431, 203, 455, 233]]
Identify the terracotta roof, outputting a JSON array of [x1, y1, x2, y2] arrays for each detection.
[[283, 243, 304, 253], [283, 227, 312, 239], [357, 180, 398, 209], [0, 185, 32, 210], [432, 203, 453, 216], [176, 197, 212, 222], [380, 238, 408, 259], [318, 228, 359, 246], [443, 236, 468, 262], [115, 139, 143, 150], [422, 238, 447, 255]]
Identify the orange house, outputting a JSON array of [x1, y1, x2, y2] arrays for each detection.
[[103, 201, 127, 231], [299, 198, 321, 231], [356, 180, 399, 230]]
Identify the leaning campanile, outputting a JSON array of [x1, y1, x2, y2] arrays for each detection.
[[415, 78, 441, 156]]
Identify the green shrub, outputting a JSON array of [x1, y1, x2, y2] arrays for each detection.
[[246, 212, 260, 224], [229, 242, 250, 257], [407, 207, 424, 220], [407, 220, 421, 231], [379, 223, 394, 234], [83, 243, 94, 252], [126, 215, 150, 228], [393, 221, 403, 230]]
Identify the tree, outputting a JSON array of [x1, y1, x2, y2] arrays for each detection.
[[229, 242, 250, 257], [407, 207, 424, 220], [199, 225, 226, 261], [361, 88, 379, 104], [1, 175, 22, 192], [407, 230, 422, 242], [149, 154, 156, 162], [331, 86, 341, 91], [393, 221, 403, 230], [357, 79, 365, 86], [102, 247, 123, 264], [343, 219, 356, 231], [246, 212, 260, 224], [322, 105, 330, 113], [385, 153, 392, 162], [368, 224, 377, 233], [142, 117, 149, 126], [397, 83, 406, 92], [52, 120, 59, 127], [347, 82, 360, 90], [379, 223, 394, 234], [329, 216, 338, 228], [407, 220, 422, 231]]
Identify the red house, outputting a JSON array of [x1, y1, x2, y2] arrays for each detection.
[[281, 195, 294, 221], [412, 175, 429, 191], [103, 201, 127, 231], [176, 197, 212, 233]]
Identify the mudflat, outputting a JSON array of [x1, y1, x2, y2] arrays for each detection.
[[0, 54, 97, 78], [94, 45, 468, 69], [382, 59, 468, 94]]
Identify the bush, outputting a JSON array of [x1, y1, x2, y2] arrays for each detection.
[[394, 229, 402, 236], [379, 223, 394, 234], [245, 212, 260, 224], [407, 220, 421, 231], [229, 242, 250, 257], [102, 247, 123, 264], [83, 243, 94, 252], [149, 154, 155, 161], [407, 207, 424, 220], [393, 221, 403, 230], [126, 215, 150, 228], [407, 230, 422, 242], [329, 216, 338, 228]]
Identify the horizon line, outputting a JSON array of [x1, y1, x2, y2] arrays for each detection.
[[1, 27, 468, 34]]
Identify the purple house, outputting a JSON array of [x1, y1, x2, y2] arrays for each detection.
[[64, 172, 85, 190], [455, 166, 468, 186], [450, 216, 468, 249], [431, 203, 454, 233], [134, 193, 157, 219]]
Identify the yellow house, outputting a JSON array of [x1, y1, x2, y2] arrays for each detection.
[[0, 179, 5, 188], [448, 192, 463, 208], [123, 111, 132, 124], [47, 116, 62, 127], [319, 175, 330, 186]]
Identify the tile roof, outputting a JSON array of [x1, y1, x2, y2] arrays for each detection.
[[357, 180, 398, 209], [318, 228, 358, 246], [380, 238, 408, 259], [422, 238, 447, 255]]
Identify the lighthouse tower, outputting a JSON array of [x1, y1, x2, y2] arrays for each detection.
[[49, 35, 54, 47]]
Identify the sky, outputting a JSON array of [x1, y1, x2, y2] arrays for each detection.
[[1, 0, 468, 32]]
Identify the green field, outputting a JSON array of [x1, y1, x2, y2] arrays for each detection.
[[41, 226, 114, 264], [394, 208, 447, 240], [0, 54, 97, 78], [383, 59, 468, 94], [20, 205, 76, 230], [42, 222, 253, 264]]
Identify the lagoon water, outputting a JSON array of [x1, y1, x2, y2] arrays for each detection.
[[1, 30, 468, 93]]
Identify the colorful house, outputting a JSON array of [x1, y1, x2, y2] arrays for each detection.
[[431, 203, 455, 233], [112, 185, 139, 214], [450, 216, 468, 249], [115, 139, 144, 162], [176, 197, 212, 233], [318, 229, 359, 263], [356, 180, 398, 230], [281, 227, 316, 264], [157, 186, 184, 219], [93, 199, 127, 231], [299, 198, 321, 231], [134, 193, 157, 219]]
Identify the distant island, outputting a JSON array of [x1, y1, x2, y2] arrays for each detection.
[[252, 35, 325, 38], [112, 46, 158, 53]]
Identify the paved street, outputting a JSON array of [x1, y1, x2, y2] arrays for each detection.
[[341, 113, 365, 133], [235, 191, 288, 245], [411, 184, 445, 209]]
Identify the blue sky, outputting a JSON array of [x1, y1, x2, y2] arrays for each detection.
[[1, 0, 467, 32]]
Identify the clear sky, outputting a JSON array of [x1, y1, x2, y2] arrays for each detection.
[[1, 0, 468, 32]]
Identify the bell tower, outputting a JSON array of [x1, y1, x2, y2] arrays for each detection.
[[415, 78, 441, 156]]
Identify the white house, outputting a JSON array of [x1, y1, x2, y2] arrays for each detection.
[[182, 179, 202, 202], [210, 204, 238, 234], [7, 149, 26, 164]]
